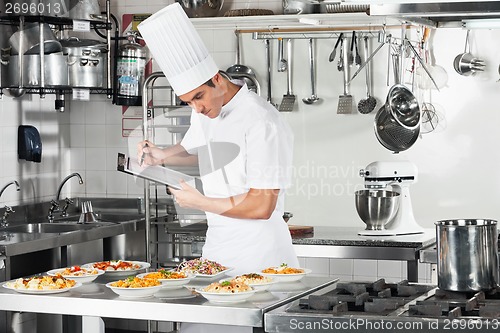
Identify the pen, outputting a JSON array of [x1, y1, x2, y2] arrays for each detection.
[[140, 143, 149, 166]]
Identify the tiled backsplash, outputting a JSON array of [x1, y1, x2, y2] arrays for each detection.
[[300, 257, 433, 283]]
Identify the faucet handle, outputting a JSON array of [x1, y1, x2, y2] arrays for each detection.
[[48, 200, 60, 222], [61, 197, 74, 217], [1, 205, 14, 228]]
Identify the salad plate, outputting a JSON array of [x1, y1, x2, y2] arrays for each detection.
[[193, 267, 233, 279]]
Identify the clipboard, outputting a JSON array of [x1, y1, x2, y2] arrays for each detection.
[[117, 153, 203, 193]]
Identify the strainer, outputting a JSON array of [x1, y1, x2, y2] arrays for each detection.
[[374, 105, 420, 153], [386, 84, 420, 130]]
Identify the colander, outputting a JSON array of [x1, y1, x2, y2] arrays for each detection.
[[374, 105, 419, 153]]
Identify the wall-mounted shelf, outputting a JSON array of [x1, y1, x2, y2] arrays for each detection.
[[191, 13, 403, 30]]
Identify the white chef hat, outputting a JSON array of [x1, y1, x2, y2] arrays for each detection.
[[138, 3, 219, 95]]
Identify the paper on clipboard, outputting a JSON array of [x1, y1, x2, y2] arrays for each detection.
[[117, 153, 203, 193]]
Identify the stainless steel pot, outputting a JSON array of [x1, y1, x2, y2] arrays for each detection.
[[8, 22, 62, 55], [436, 219, 499, 292], [1, 53, 69, 87], [60, 37, 107, 88]]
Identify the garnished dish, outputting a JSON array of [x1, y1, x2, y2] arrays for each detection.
[[175, 258, 232, 278], [136, 269, 194, 289], [261, 263, 311, 283], [204, 280, 251, 293], [83, 260, 150, 276], [141, 270, 187, 280], [195, 280, 256, 303], [3, 275, 81, 294], [106, 276, 163, 298], [47, 266, 105, 284], [232, 273, 276, 292]]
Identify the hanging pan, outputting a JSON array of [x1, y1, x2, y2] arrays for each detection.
[[374, 45, 420, 153]]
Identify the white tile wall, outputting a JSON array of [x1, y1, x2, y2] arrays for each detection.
[[301, 257, 433, 283]]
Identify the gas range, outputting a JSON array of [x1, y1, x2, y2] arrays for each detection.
[[264, 279, 500, 333]]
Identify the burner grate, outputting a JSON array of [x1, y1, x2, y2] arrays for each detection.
[[287, 279, 434, 316], [408, 288, 500, 319]]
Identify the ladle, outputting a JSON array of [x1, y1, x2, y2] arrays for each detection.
[[226, 30, 260, 94], [302, 38, 320, 104]]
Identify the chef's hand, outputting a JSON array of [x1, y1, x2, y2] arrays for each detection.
[[137, 140, 165, 166], [169, 180, 204, 209]]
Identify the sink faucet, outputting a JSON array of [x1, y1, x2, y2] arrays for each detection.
[[56, 173, 84, 202], [48, 173, 84, 222], [0, 180, 20, 228]]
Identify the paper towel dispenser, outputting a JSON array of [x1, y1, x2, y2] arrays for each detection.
[[18, 125, 42, 163]]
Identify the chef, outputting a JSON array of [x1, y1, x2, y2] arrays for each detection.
[[138, 4, 299, 332]]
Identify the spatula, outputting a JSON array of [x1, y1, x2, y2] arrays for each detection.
[[337, 35, 353, 114], [279, 39, 296, 112]]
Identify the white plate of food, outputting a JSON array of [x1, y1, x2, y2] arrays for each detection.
[[175, 258, 232, 278], [195, 281, 256, 303], [83, 260, 150, 276], [3, 276, 82, 294], [229, 273, 276, 292], [106, 277, 162, 298], [261, 266, 312, 283], [136, 270, 194, 289], [47, 266, 105, 284]]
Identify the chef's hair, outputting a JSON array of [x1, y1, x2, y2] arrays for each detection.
[[204, 71, 231, 88]]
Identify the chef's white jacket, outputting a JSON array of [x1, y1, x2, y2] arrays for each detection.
[[180, 82, 299, 276]]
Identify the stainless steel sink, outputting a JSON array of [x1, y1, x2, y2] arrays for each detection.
[[3, 223, 103, 234]]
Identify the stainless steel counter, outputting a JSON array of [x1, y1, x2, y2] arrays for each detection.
[[180, 226, 436, 282], [0, 275, 337, 331], [293, 227, 436, 282]]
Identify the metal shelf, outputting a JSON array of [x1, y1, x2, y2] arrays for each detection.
[[0, 14, 111, 29], [0, 87, 112, 95], [0, 0, 113, 97]]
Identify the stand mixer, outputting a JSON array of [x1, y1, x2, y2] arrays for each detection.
[[357, 161, 424, 236]]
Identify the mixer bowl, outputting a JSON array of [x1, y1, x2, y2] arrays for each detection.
[[355, 190, 400, 230]]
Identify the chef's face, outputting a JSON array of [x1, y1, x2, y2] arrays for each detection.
[[179, 73, 225, 119]]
